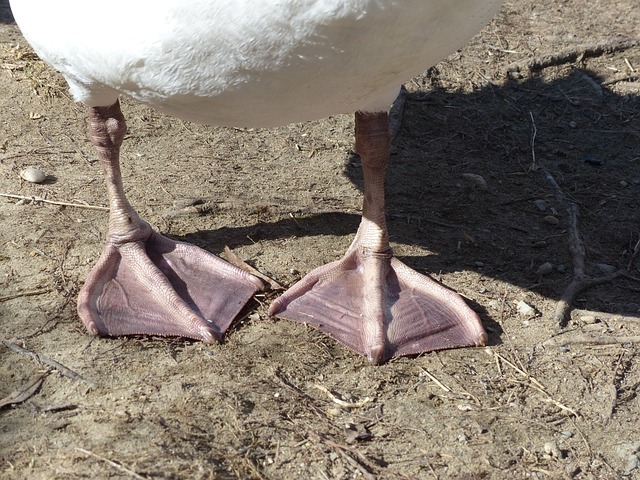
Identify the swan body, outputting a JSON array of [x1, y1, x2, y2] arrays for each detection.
[[11, 0, 501, 126]]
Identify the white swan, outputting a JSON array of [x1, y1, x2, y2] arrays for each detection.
[[10, 0, 503, 363]]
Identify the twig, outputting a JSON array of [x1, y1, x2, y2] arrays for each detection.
[[308, 432, 377, 480], [573, 309, 640, 323], [0, 288, 52, 302], [507, 38, 640, 74], [628, 236, 640, 271], [0, 192, 109, 211], [2, 340, 97, 387], [553, 271, 629, 327], [602, 72, 640, 85], [223, 246, 281, 290], [75, 448, 147, 479], [544, 334, 640, 347], [530, 115, 639, 325], [0, 372, 48, 409]]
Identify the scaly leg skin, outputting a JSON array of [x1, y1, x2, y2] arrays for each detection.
[[77, 101, 263, 343], [269, 111, 487, 364]]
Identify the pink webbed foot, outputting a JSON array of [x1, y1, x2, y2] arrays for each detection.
[[79, 100, 262, 343], [78, 228, 263, 342], [270, 110, 486, 363], [269, 247, 486, 364]]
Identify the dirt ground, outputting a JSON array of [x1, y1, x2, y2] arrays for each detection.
[[1, 1, 640, 478]]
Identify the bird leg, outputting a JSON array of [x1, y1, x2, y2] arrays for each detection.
[[77, 100, 262, 342], [270, 111, 487, 363]]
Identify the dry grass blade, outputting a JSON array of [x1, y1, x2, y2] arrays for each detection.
[[75, 448, 147, 479], [419, 367, 452, 392], [491, 350, 546, 391], [312, 384, 373, 408]]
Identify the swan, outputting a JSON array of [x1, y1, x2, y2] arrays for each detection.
[[10, 0, 503, 363]]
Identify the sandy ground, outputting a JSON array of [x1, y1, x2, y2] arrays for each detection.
[[1, 0, 640, 478]]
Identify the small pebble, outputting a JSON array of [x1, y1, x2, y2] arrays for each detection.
[[533, 199, 547, 212], [557, 264, 566, 273], [620, 180, 628, 187], [626, 455, 640, 474], [543, 215, 559, 226], [544, 441, 562, 458], [626, 303, 640, 313], [595, 263, 617, 274], [536, 262, 554, 275], [560, 431, 573, 439], [584, 155, 604, 166], [516, 300, 536, 316], [474, 261, 485, 268], [488, 300, 501, 310], [461, 173, 488, 190], [580, 315, 598, 324], [20, 166, 46, 183]]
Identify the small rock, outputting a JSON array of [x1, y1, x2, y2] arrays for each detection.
[[544, 441, 562, 458], [595, 263, 617, 274], [533, 199, 547, 212], [327, 407, 342, 416], [584, 155, 604, 166], [557, 264, 566, 273], [474, 261, 485, 268], [560, 431, 573, 439], [620, 180, 628, 187], [614, 443, 640, 474], [457, 404, 474, 411], [516, 300, 536, 316], [543, 215, 559, 226], [626, 455, 640, 474], [20, 166, 46, 183], [626, 303, 640, 313], [580, 315, 598, 324], [536, 262, 554, 275], [461, 173, 488, 190]]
